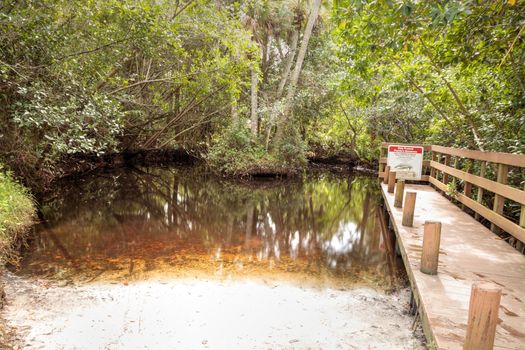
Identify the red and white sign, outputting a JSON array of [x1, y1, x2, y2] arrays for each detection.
[[387, 145, 424, 180]]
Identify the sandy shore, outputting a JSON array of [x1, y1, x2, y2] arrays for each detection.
[[2, 274, 424, 350]]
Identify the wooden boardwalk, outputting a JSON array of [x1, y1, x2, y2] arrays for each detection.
[[381, 183, 525, 350]]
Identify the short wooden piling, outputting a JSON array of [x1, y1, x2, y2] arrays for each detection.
[[387, 171, 396, 193], [464, 282, 501, 350], [420, 221, 442, 275], [394, 180, 405, 208], [383, 165, 391, 184], [402, 192, 417, 227]]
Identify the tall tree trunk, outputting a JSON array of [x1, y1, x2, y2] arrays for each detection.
[[273, 0, 322, 148], [277, 29, 300, 98], [250, 64, 259, 136], [260, 37, 268, 81], [231, 97, 239, 125]]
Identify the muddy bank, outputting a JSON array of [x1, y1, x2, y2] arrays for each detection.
[[3, 273, 424, 350]]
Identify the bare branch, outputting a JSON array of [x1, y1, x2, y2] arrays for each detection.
[[499, 23, 525, 68], [108, 69, 220, 95]]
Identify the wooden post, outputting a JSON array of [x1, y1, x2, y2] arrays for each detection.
[[383, 165, 391, 184], [394, 180, 405, 208], [491, 163, 508, 233], [402, 192, 417, 227], [475, 161, 487, 220], [435, 153, 442, 181], [387, 171, 396, 193], [443, 154, 451, 185], [520, 186, 525, 227], [464, 282, 501, 350], [462, 160, 473, 211], [451, 157, 459, 190], [464, 160, 472, 198], [420, 221, 442, 275], [430, 152, 438, 179]]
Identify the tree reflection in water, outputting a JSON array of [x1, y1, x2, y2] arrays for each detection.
[[18, 166, 402, 289]]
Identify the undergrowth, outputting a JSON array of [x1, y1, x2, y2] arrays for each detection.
[[0, 165, 35, 265], [206, 126, 306, 176]]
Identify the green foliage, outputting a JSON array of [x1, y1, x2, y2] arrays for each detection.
[[13, 83, 123, 158], [276, 126, 308, 167], [206, 125, 306, 175], [0, 166, 35, 264], [332, 0, 525, 156], [446, 181, 458, 199], [2, 0, 524, 185], [206, 126, 269, 175], [0, 0, 257, 186]]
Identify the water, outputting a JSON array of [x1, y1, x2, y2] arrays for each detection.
[[16, 166, 402, 288]]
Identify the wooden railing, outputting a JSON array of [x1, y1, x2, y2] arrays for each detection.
[[379, 143, 525, 244]]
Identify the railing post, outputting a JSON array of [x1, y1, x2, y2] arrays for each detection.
[[420, 221, 442, 275], [520, 184, 525, 228], [491, 163, 508, 233], [464, 282, 501, 350], [383, 165, 391, 184], [475, 161, 487, 220], [430, 151, 438, 179], [402, 192, 417, 227], [443, 154, 451, 185], [452, 156, 459, 188], [394, 180, 405, 208], [387, 171, 396, 193], [464, 160, 472, 198], [462, 160, 473, 211]]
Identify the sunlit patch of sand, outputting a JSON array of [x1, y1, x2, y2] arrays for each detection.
[[3, 275, 421, 350]]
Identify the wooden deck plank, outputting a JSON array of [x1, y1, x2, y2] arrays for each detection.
[[381, 183, 525, 350]]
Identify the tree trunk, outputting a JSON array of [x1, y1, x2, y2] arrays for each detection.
[[277, 29, 300, 98], [231, 97, 239, 125], [250, 64, 258, 136], [273, 0, 322, 147]]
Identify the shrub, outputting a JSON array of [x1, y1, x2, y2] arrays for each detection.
[[206, 125, 306, 176], [276, 126, 307, 168], [206, 126, 267, 175], [0, 166, 35, 265]]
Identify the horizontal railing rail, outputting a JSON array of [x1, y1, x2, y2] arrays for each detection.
[[378, 143, 525, 244]]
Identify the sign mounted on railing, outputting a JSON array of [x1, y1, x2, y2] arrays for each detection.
[[387, 145, 424, 180]]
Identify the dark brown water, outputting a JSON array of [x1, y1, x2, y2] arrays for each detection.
[[16, 166, 402, 288]]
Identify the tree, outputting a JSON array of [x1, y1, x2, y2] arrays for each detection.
[[0, 0, 258, 185], [332, 0, 525, 155], [273, 0, 323, 148], [250, 63, 259, 136]]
